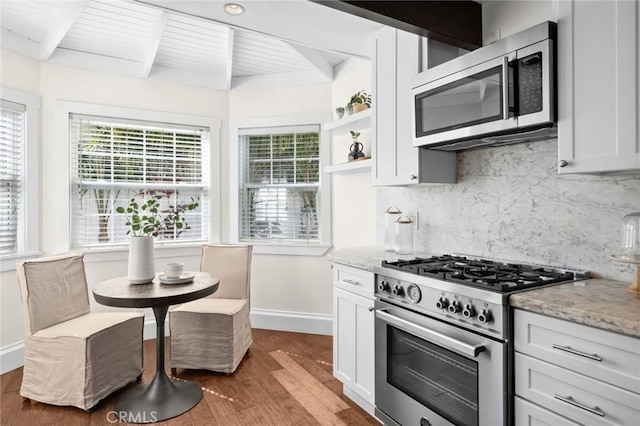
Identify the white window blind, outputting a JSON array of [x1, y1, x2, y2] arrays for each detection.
[[0, 100, 25, 255], [70, 114, 210, 248], [238, 125, 321, 243]]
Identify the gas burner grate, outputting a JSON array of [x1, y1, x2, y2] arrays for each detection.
[[382, 255, 577, 292]]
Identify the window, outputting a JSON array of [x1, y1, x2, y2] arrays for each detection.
[[0, 88, 40, 266], [70, 114, 211, 248], [230, 115, 331, 255]]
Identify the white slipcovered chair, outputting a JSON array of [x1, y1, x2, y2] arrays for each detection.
[[170, 244, 253, 374], [17, 253, 144, 411]]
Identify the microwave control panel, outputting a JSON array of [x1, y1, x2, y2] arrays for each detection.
[[517, 52, 543, 115]]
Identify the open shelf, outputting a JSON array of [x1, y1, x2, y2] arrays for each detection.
[[324, 158, 372, 174], [323, 109, 372, 135]]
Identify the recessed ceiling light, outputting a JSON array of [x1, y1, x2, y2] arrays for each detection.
[[224, 3, 245, 15]]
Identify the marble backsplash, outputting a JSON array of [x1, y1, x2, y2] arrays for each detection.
[[377, 139, 640, 282]]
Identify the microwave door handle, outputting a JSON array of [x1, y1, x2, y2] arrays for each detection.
[[502, 56, 510, 120], [376, 309, 486, 358]]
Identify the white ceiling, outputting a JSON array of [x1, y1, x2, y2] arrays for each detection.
[[1, 0, 384, 90]]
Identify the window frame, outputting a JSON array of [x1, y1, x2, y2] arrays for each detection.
[[58, 101, 221, 262], [0, 87, 40, 272], [230, 115, 331, 256]]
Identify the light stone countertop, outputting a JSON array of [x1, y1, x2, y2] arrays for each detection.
[[510, 278, 640, 338], [326, 246, 433, 271]]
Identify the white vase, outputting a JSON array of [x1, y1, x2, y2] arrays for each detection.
[[127, 236, 155, 284]]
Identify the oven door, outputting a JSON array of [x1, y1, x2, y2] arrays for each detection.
[[375, 300, 506, 426]]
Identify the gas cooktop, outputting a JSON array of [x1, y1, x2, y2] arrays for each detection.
[[381, 254, 589, 293]]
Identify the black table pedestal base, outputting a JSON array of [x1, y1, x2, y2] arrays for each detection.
[[114, 373, 202, 423], [113, 305, 202, 423]]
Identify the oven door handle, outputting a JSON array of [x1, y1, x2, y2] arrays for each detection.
[[376, 309, 486, 358]]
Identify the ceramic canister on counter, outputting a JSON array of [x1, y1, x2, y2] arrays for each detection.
[[394, 215, 414, 254], [384, 206, 402, 251]]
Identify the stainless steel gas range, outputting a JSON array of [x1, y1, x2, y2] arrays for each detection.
[[373, 255, 589, 426]]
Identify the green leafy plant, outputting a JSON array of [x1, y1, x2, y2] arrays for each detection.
[[347, 90, 371, 108], [116, 190, 199, 238], [350, 130, 361, 141]]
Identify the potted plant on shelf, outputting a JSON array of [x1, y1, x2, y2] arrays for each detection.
[[348, 131, 365, 162], [346, 90, 372, 115], [116, 190, 199, 284]]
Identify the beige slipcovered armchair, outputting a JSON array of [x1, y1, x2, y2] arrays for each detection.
[[17, 253, 144, 411], [170, 244, 252, 374]]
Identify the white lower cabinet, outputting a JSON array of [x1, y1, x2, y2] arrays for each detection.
[[333, 263, 375, 415], [514, 309, 640, 425]]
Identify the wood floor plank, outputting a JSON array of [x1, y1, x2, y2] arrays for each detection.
[[270, 350, 349, 413], [0, 369, 21, 394], [272, 392, 322, 426], [1, 330, 376, 426], [0, 390, 21, 426], [287, 352, 336, 384], [271, 369, 346, 426]]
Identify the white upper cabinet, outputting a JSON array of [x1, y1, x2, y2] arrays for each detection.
[[372, 27, 455, 186], [557, 0, 640, 174]]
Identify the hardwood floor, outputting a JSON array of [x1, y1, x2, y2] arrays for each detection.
[[0, 329, 378, 425]]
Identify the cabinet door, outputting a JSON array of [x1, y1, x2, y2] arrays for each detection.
[[557, 0, 640, 173], [333, 287, 375, 405], [372, 27, 420, 186]]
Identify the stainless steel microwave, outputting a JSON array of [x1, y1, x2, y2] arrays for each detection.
[[412, 21, 556, 151]]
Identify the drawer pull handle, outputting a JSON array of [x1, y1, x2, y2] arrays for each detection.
[[552, 344, 602, 361], [342, 279, 360, 286], [554, 395, 605, 417]]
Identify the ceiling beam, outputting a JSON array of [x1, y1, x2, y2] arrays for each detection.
[[311, 0, 482, 51], [141, 11, 169, 78], [39, 1, 88, 61], [288, 42, 334, 82], [225, 28, 235, 90]]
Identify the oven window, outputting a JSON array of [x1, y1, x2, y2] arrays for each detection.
[[387, 326, 479, 426], [415, 66, 503, 137]]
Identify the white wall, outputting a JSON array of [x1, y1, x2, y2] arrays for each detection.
[[482, 1, 554, 43], [329, 65, 377, 248]]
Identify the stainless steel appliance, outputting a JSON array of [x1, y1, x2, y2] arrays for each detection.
[[374, 255, 588, 426], [412, 21, 556, 151]]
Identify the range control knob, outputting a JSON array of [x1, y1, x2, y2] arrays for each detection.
[[436, 297, 448, 310], [478, 309, 492, 324], [462, 304, 475, 318], [448, 300, 460, 314], [378, 280, 389, 292], [392, 285, 404, 297]]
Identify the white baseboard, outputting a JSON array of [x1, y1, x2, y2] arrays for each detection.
[[1, 310, 332, 374], [251, 309, 333, 335], [0, 341, 25, 375]]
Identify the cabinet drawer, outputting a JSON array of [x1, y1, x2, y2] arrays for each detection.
[[514, 309, 640, 393], [333, 263, 374, 299], [515, 396, 580, 426], [515, 353, 640, 426]]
